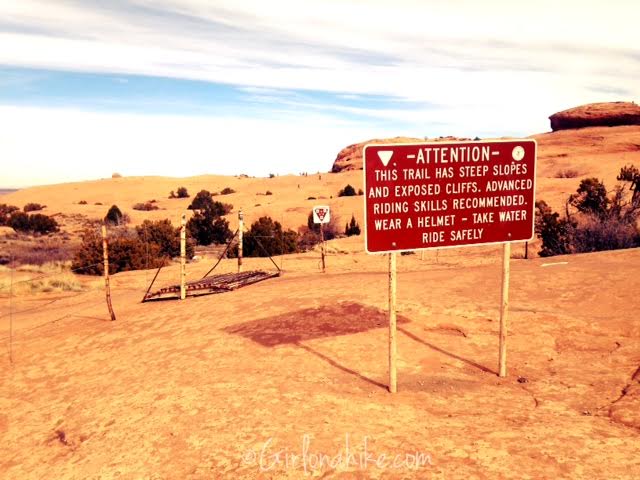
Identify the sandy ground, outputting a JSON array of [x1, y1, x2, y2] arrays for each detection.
[[1, 241, 639, 479]]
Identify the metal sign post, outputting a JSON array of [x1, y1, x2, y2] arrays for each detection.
[[312, 205, 330, 273]]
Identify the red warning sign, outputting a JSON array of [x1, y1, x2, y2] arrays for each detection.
[[363, 140, 537, 253]]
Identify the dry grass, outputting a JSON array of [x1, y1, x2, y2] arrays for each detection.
[[0, 262, 98, 295], [555, 168, 581, 178]]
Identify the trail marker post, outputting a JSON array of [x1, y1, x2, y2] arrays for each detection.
[[363, 139, 536, 388], [180, 214, 186, 300], [101, 225, 116, 321], [312, 206, 330, 273]]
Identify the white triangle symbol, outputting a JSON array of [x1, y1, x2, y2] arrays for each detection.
[[377, 150, 393, 166]]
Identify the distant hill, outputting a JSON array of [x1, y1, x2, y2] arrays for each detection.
[[0, 188, 18, 196]]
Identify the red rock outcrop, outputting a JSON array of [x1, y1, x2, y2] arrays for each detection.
[[331, 136, 471, 172], [549, 102, 640, 131]]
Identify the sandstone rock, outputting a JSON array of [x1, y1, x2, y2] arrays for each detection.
[[549, 102, 640, 131], [331, 136, 471, 172]]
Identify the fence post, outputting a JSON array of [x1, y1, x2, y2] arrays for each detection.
[[238, 209, 243, 273], [180, 214, 186, 300], [101, 225, 116, 321]]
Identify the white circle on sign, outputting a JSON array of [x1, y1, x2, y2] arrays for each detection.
[[512, 146, 525, 161]]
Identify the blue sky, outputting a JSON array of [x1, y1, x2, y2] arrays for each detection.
[[1, 0, 639, 187]]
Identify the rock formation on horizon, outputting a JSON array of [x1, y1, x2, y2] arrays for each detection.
[[549, 102, 640, 131], [331, 136, 471, 173]]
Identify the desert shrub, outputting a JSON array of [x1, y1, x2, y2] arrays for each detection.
[[338, 184, 357, 197], [345, 215, 361, 236], [572, 216, 639, 253], [8, 212, 59, 235], [176, 186, 189, 198], [1, 236, 74, 266], [72, 227, 174, 275], [94, 202, 102, 205], [535, 168, 640, 256], [78, 200, 88, 205], [133, 202, 159, 211], [569, 177, 609, 218], [555, 169, 580, 179], [269, 173, 276, 178], [0, 203, 19, 226], [112, 172, 122, 178], [24, 203, 45, 212], [220, 187, 236, 195], [265, 191, 273, 196], [307, 196, 316, 200], [136, 219, 194, 259], [534, 201, 575, 257], [104, 205, 125, 226], [357, 188, 364, 195], [233, 216, 298, 257]]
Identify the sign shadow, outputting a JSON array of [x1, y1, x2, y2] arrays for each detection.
[[223, 302, 410, 389], [398, 326, 497, 375]]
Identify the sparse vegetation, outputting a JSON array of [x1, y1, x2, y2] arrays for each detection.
[[220, 187, 236, 195], [78, 200, 88, 205], [555, 168, 580, 179], [24, 203, 46, 212], [338, 184, 357, 197], [265, 191, 273, 196], [535, 166, 640, 256], [133, 201, 160, 211], [111, 172, 122, 178]]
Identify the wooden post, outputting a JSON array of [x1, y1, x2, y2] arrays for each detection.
[[180, 214, 186, 300], [101, 225, 116, 321], [524, 241, 529, 260], [238, 209, 243, 273], [499, 242, 511, 377], [389, 251, 398, 393], [320, 222, 326, 273]]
